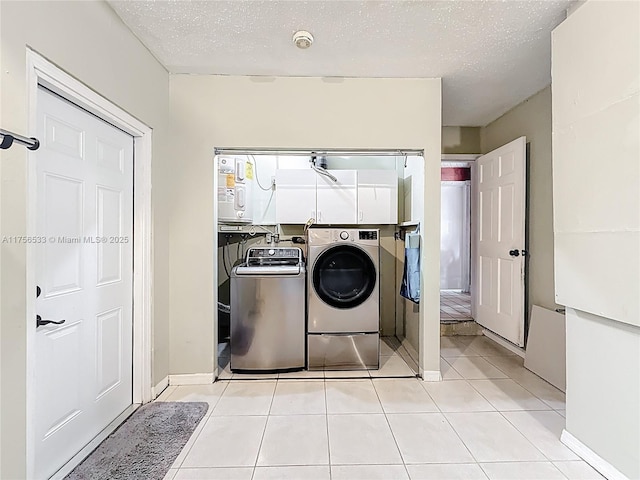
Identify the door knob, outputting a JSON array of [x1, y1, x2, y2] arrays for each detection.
[[509, 249, 520, 257], [36, 315, 66, 328]]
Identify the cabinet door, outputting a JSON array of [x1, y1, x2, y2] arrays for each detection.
[[316, 170, 357, 224], [357, 170, 398, 224], [275, 169, 317, 224]]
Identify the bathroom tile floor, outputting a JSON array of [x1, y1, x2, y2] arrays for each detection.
[[158, 335, 603, 480]]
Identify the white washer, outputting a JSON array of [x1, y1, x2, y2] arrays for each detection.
[[307, 228, 380, 370]]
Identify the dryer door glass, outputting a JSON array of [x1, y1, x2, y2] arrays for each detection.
[[313, 245, 376, 309]]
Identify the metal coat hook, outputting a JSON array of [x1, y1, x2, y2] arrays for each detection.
[[0, 129, 40, 151]]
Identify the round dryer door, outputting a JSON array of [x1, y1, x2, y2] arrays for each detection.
[[312, 244, 377, 309]]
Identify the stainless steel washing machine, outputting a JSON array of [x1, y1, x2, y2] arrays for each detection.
[[230, 247, 306, 372], [307, 228, 380, 370]]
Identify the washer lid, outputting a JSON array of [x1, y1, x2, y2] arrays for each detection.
[[235, 265, 302, 275], [312, 244, 376, 309]]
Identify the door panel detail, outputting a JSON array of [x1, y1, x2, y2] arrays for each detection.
[[44, 174, 84, 296], [97, 186, 123, 285], [96, 308, 123, 399], [45, 114, 84, 159], [97, 138, 124, 173]]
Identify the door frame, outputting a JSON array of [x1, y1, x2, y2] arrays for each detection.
[[441, 155, 479, 314], [24, 49, 153, 477], [213, 150, 431, 380]]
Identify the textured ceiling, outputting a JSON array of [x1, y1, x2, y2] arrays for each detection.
[[107, 0, 573, 126]]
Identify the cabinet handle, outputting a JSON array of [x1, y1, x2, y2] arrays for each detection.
[[318, 211, 322, 222], [312, 210, 316, 220], [359, 210, 363, 222]]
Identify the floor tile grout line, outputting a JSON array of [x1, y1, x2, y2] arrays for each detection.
[[370, 377, 411, 479], [477, 462, 493, 479], [324, 378, 332, 480], [475, 445, 569, 478], [439, 411, 485, 467], [421, 374, 485, 466], [250, 382, 277, 479], [480, 355, 565, 410], [209, 379, 230, 416], [170, 412, 210, 470], [455, 352, 560, 412], [444, 355, 513, 381], [447, 350, 568, 466], [464, 374, 551, 413], [166, 382, 231, 469], [497, 408, 575, 464]]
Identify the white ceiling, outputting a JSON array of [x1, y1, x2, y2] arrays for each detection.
[[107, 0, 574, 126]]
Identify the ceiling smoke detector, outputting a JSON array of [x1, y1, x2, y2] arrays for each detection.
[[293, 30, 314, 49]]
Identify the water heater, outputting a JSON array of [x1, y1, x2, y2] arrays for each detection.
[[217, 156, 253, 224]]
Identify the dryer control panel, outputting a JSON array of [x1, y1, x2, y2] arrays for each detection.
[[308, 228, 379, 246], [359, 230, 378, 240]]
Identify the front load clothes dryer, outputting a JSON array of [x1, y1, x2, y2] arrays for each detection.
[[307, 228, 380, 370]]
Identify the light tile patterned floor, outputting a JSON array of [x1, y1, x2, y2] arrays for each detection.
[[441, 290, 472, 321], [159, 335, 603, 480]]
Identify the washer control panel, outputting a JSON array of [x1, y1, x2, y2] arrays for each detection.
[[245, 247, 303, 266]]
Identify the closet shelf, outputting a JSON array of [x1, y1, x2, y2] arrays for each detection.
[[398, 221, 420, 228]]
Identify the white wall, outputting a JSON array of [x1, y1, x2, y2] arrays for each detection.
[[552, 2, 639, 326], [552, 1, 640, 478], [442, 126, 481, 154], [169, 75, 442, 377], [565, 309, 640, 479], [0, 2, 170, 477]]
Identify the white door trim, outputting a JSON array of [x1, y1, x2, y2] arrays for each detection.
[[25, 49, 153, 478], [441, 154, 480, 162]]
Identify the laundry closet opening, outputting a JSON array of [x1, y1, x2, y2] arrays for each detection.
[[213, 148, 424, 380]]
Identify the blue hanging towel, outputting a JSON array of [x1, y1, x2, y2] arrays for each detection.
[[400, 224, 421, 304]]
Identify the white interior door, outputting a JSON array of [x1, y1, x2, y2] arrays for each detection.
[[473, 137, 526, 346], [34, 87, 134, 479]]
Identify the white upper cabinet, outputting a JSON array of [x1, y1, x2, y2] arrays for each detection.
[[275, 169, 317, 224], [316, 170, 358, 224], [275, 168, 398, 225], [357, 170, 398, 224]]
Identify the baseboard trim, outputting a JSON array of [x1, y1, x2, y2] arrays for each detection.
[[482, 329, 526, 358], [169, 373, 215, 385], [420, 370, 442, 381], [152, 376, 169, 398], [561, 429, 628, 480]]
